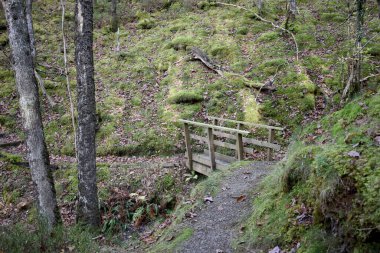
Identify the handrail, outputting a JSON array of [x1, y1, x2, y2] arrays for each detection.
[[208, 116, 284, 131], [178, 119, 249, 135]]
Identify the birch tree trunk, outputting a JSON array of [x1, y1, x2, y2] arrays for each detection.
[[1, 0, 60, 229], [75, 0, 100, 227], [289, 0, 297, 19], [353, 0, 365, 92]]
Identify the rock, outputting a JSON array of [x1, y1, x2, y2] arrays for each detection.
[[269, 246, 281, 253], [347, 150, 360, 158]]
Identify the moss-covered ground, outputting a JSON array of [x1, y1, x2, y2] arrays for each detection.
[[1, 0, 379, 252], [236, 91, 380, 252]]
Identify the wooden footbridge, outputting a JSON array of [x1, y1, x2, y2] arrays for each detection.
[[179, 117, 284, 176]]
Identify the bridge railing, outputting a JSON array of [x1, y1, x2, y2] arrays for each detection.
[[207, 116, 284, 161], [179, 118, 284, 175]]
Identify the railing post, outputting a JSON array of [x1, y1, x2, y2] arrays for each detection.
[[207, 127, 216, 170], [237, 133, 244, 161], [267, 129, 274, 161], [212, 118, 218, 126], [184, 123, 193, 170]]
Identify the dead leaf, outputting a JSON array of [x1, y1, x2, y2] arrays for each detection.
[[141, 236, 156, 244], [235, 195, 247, 202], [166, 235, 175, 241]]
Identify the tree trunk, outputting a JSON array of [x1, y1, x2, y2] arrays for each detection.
[[75, 0, 100, 227], [377, 0, 380, 19], [1, 0, 60, 229], [257, 0, 264, 14], [25, 0, 36, 63], [353, 0, 365, 92], [110, 0, 118, 32], [289, 0, 297, 19]]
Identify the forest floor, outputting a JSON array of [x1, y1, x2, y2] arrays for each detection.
[[176, 162, 272, 253]]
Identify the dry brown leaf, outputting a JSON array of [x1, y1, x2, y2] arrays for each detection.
[[235, 195, 247, 202]]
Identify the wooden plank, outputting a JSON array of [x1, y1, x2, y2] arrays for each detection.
[[237, 133, 244, 160], [213, 130, 236, 140], [207, 116, 284, 131], [244, 137, 281, 151], [186, 160, 213, 176], [190, 134, 207, 143], [243, 147, 254, 154], [204, 149, 237, 163], [267, 129, 274, 161], [183, 123, 193, 170], [214, 140, 237, 150], [179, 119, 249, 135], [196, 132, 280, 150], [191, 154, 228, 170], [207, 127, 216, 170]]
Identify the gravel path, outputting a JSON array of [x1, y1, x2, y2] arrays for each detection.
[[177, 162, 274, 253]]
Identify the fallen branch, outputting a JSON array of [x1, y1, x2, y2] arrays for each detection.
[[34, 70, 56, 107], [360, 73, 380, 82], [190, 47, 225, 76], [214, 1, 299, 61]]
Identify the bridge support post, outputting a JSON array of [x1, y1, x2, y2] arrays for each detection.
[[237, 133, 244, 161], [207, 127, 216, 170], [267, 129, 274, 161], [184, 123, 193, 170]]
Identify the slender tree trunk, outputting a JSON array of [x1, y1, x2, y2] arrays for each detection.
[[75, 0, 100, 227], [289, 0, 297, 18], [257, 0, 264, 14], [377, 0, 380, 19], [1, 0, 60, 229], [25, 0, 36, 62], [110, 0, 118, 32], [353, 0, 365, 92]]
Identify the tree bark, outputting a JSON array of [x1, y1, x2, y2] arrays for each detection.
[[1, 0, 60, 229], [257, 0, 264, 13], [353, 0, 366, 92], [289, 0, 297, 18], [110, 0, 118, 32], [377, 0, 380, 19], [25, 0, 36, 62], [75, 0, 100, 227]]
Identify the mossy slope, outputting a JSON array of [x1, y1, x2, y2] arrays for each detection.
[[238, 91, 380, 252]]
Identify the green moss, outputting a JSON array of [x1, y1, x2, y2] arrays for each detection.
[[256, 31, 279, 42], [151, 227, 193, 253], [240, 93, 380, 252], [168, 90, 203, 104], [320, 12, 346, 22], [167, 36, 196, 50], [137, 18, 156, 29]]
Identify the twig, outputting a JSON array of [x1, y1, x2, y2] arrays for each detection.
[[214, 1, 299, 61], [34, 70, 56, 107], [60, 0, 77, 158], [360, 73, 380, 82]]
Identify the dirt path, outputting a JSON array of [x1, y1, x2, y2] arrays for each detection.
[[177, 162, 273, 253]]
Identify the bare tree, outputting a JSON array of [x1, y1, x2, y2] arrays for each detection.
[[1, 0, 60, 229], [75, 0, 101, 227], [342, 0, 366, 100]]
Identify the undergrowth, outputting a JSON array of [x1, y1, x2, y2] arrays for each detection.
[[238, 91, 380, 252]]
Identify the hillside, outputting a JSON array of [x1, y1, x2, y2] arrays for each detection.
[[0, 0, 379, 252]]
